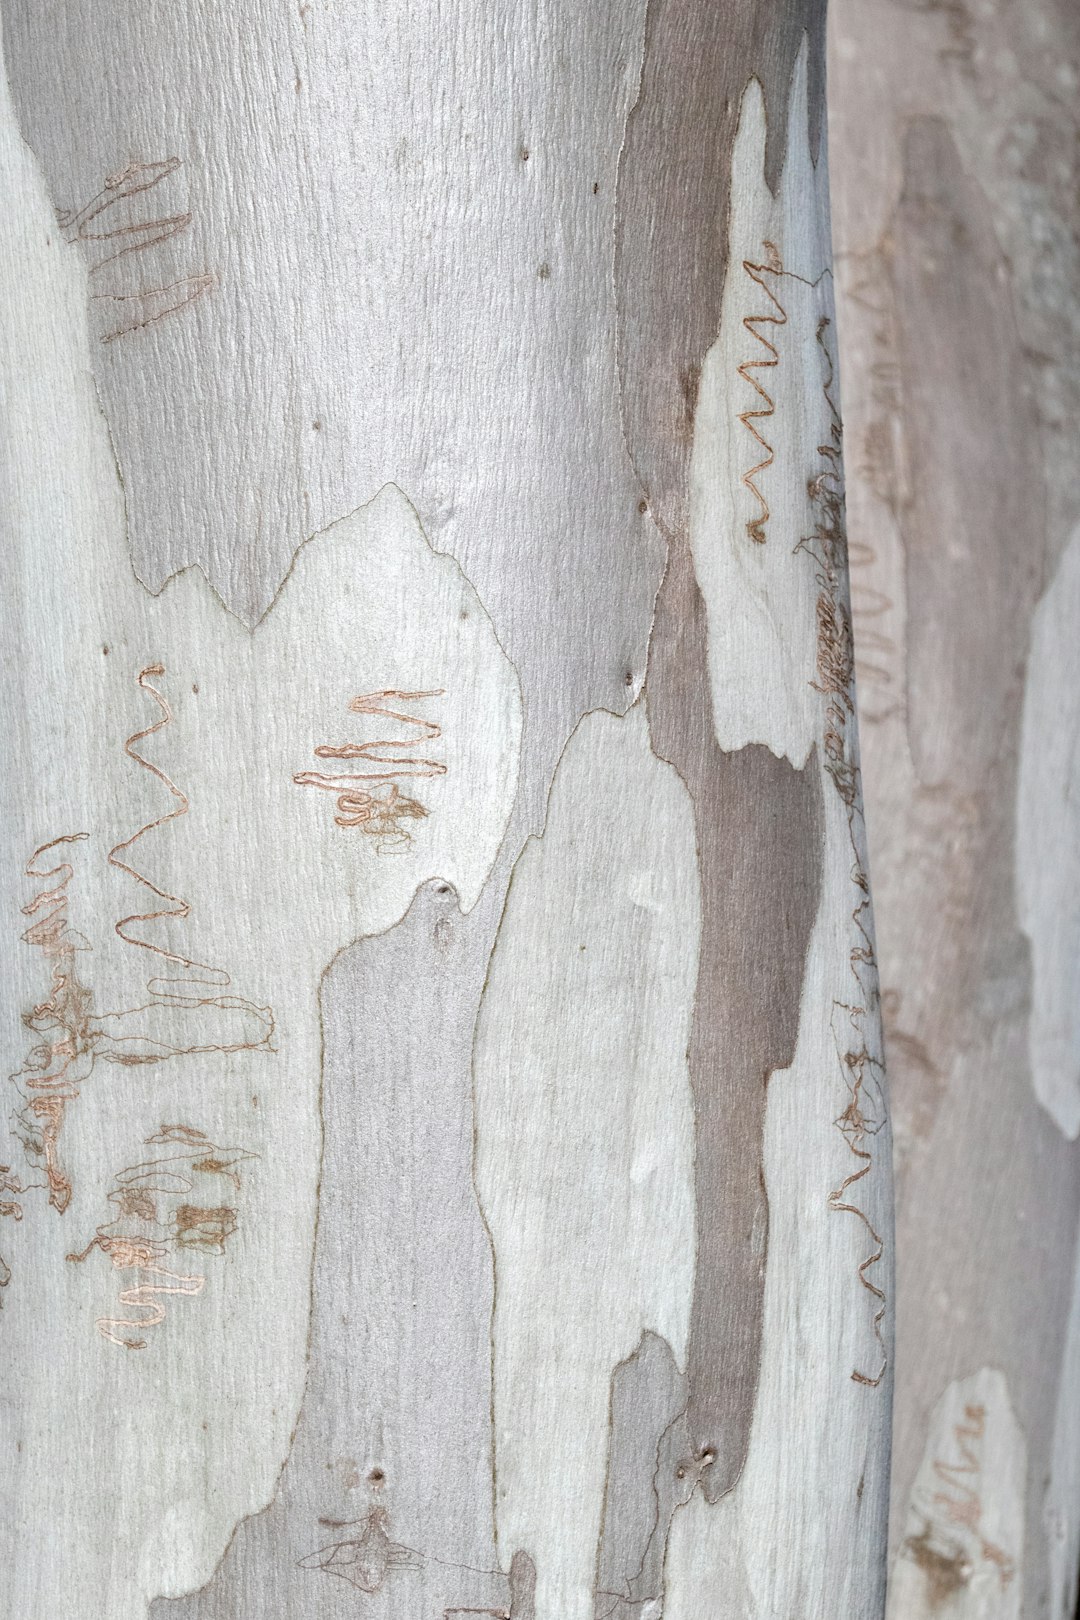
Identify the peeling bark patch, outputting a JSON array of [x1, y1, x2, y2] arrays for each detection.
[[889, 1368, 1024, 1618], [1, 0, 662, 750], [154, 884, 517, 1619], [615, 0, 824, 540], [594, 1331, 692, 1619], [616, 17, 831, 1499], [891, 117, 1044, 791], [646, 542, 824, 1500]]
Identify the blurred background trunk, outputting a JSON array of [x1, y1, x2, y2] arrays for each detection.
[[829, 1, 1080, 1614], [0, 4, 894, 1619]]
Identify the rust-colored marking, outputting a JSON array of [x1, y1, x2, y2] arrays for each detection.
[[8, 835, 93, 1216], [930, 1404, 1015, 1583], [107, 662, 275, 1050], [617, 8, 834, 1491], [67, 1123, 254, 1349], [294, 689, 447, 849], [797, 317, 888, 1386], [737, 241, 787, 544], [58, 156, 213, 342]]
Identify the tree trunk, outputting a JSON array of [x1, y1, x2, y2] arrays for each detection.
[[828, 1, 1080, 1615], [0, 4, 892, 1617]]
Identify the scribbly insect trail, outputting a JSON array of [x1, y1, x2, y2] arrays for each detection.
[[2, 666, 272, 1277], [299, 1508, 422, 1594], [109, 662, 275, 1045], [299, 1510, 536, 1618], [66, 1123, 255, 1349], [58, 156, 212, 343], [294, 689, 447, 851], [797, 315, 888, 1388], [737, 240, 789, 544], [901, 1402, 1016, 1596], [835, 243, 904, 711], [6, 835, 94, 1222]]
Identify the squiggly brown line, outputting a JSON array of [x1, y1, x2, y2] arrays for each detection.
[[737, 241, 788, 544], [294, 689, 447, 850], [4, 673, 271, 1282], [901, 1402, 1016, 1590], [796, 316, 889, 1387], [97, 275, 215, 344], [930, 1403, 1015, 1582], [58, 157, 212, 342], [8, 835, 93, 1215], [108, 662, 275, 1049], [67, 1123, 254, 1349]]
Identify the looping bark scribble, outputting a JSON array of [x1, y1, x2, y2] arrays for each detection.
[[900, 1401, 1016, 1599], [3, 665, 273, 1294], [58, 156, 212, 342], [294, 689, 447, 850], [66, 1123, 255, 1349], [737, 241, 788, 544], [109, 662, 275, 1047], [797, 316, 888, 1387]]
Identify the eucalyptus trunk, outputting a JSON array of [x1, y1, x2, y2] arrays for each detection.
[[0, 4, 892, 1618]]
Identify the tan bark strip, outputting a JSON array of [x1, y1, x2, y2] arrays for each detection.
[[594, 1331, 693, 1620], [152, 881, 520, 1619], [615, 0, 829, 1500], [881, 124, 1078, 1609], [645, 547, 823, 1499]]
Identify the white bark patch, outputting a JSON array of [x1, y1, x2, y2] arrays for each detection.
[[690, 46, 836, 767], [473, 704, 699, 1620], [662, 724, 891, 1619], [1045, 1235, 1080, 1620], [0, 0, 661, 801], [661, 47, 891, 1620], [889, 1369, 1025, 1620], [0, 52, 521, 1619], [1017, 522, 1080, 1138]]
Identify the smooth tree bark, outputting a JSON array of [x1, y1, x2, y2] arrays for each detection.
[[0, 4, 892, 1618], [829, 1, 1080, 1615]]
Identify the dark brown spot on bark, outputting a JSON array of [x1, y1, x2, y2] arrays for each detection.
[[903, 1526, 971, 1608]]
